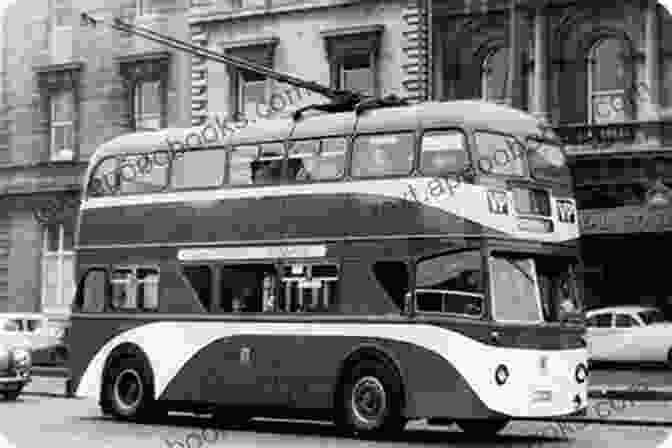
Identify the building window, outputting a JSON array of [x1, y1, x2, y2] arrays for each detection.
[[482, 47, 508, 104], [237, 70, 272, 119], [41, 223, 75, 314], [322, 25, 384, 98], [588, 37, 628, 124], [134, 80, 161, 130], [136, 0, 150, 15], [223, 38, 279, 121], [117, 53, 170, 132], [50, 90, 75, 161]]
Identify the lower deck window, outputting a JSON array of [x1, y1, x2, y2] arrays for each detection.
[[110, 266, 159, 311], [414, 250, 484, 317]]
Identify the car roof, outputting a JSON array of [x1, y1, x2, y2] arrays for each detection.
[[586, 306, 659, 316]]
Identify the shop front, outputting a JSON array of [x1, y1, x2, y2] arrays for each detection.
[[579, 195, 672, 317]]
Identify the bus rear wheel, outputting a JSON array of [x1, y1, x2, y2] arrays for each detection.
[[456, 419, 509, 436], [101, 355, 157, 421], [337, 360, 406, 438]]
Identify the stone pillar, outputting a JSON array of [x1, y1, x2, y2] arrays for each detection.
[[644, 0, 660, 119], [533, 6, 548, 122], [506, 0, 523, 109]]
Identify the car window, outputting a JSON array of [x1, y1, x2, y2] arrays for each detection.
[[27, 319, 44, 332], [615, 314, 639, 328], [590, 313, 612, 328]]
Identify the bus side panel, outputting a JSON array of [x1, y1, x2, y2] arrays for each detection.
[[158, 333, 497, 420]]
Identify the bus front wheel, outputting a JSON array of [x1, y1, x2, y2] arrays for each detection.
[[337, 360, 406, 437], [101, 355, 157, 421]]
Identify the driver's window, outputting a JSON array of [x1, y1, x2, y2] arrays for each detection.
[[615, 314, 638, 328]]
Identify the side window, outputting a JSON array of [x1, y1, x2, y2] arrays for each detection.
[[88, 157, 120, 197], [229, 145, 259, 185], [594, 313, 612, 328], [171, 149, 226, 189], [75, 269, 107, 313], [216, 264, 277, 313], [415, 250, 484, 317], [181, 265, 213, 311], [352, 133, 415, 178], [118, 153, 169, 195], [373, 261, 409, 311], [615, 314, 638, 328], [420, 130, 468, 174], [585, 315, 598, 327], [473, 132, 525, 176], [278, 263, 339, 313], [110, 266, 159, 311], [252, 143, 285, 185], [27, 319, 44, 332], [287, 137, 346, 181]]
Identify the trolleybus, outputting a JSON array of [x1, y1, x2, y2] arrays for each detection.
[[67, 99, 588, 437]]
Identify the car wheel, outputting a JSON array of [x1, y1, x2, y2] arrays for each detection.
[[101, 355, 158, 421], [4, 387, 22, 401], [336, 360, 406, 438], [457, 419, 509, 436]]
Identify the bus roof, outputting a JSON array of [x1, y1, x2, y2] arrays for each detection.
[[87, 100, 545, 171]]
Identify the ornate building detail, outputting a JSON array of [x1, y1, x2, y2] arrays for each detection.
[[402, 0, 432, 102], [190, 23, 209, 126]]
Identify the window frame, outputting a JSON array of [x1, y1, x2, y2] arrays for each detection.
[[42, 222, 75, 314], [336, 53, 376, 98], [235, 70, 273, 121], [49, 89, 75, 161], [286, 137, 348, 183], [413, 249, 486, 319], [587, 37, 630, 124], [350, 131, 416, 179], [472, 129, 528, 178], [108, 265, 160, 312], [481, 46, 509, 105], [169, 147, 228, 191], [488, 253, 545, 325], [133, 80, 162, 131], [418, 128, 472, 176], [72, 267, 109, 313], [276, 260, 341, 314]]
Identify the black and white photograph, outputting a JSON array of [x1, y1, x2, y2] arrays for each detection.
[[0, 0, 672, 447]]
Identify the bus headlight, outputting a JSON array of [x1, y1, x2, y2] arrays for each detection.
[[495, 364, 509, 385], [575, 363, 588, 384]]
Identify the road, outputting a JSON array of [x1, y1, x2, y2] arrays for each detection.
[[0, 394, 671, 448]]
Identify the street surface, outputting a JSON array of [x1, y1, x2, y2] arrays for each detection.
[[0, 393, 671, 448]]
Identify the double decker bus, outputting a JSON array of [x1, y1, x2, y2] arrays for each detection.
[[67, 99, 587, 437]]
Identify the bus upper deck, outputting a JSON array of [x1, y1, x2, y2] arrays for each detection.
[[79, 100, 578, 248]]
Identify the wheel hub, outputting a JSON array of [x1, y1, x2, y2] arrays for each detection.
[[114, 368, 143, 411], [351, 376, 387, 425]]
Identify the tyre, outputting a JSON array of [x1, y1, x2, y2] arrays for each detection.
[[337, 360, 406, 437], [456, 419, 509, 436], [667, 348, 672, 369], [4, 387, 22, 401], [101, 355, 158, 421]]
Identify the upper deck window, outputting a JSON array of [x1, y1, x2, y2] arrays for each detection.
[[420, 130, 468, 174], [287, 137, 346, 181], [88, 157, 120, 197], [473, 132, 525, 177], [118, 153, 169, 195], [229, 145, 259, 185], [171, 148, 227, 189], [352, 133, 414, 178]]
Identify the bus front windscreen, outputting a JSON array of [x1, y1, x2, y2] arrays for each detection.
[[490, 253, 581, 323], [527, 139, 572, 184]]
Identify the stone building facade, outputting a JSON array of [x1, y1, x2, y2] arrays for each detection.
[[0, 0, 191, 313], [188, 0, 672, 312]]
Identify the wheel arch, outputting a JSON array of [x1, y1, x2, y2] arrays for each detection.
[[99, 342, 156, 403], [333, 343, 407, 414]]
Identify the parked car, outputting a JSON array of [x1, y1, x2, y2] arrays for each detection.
[[0, 313, 69, 366], [585, 306, 672, 366], [0, 342, 31, 400]]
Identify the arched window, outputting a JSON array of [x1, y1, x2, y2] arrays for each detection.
[[482, 47, 508, 104], [588, 37, 628, 123]]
